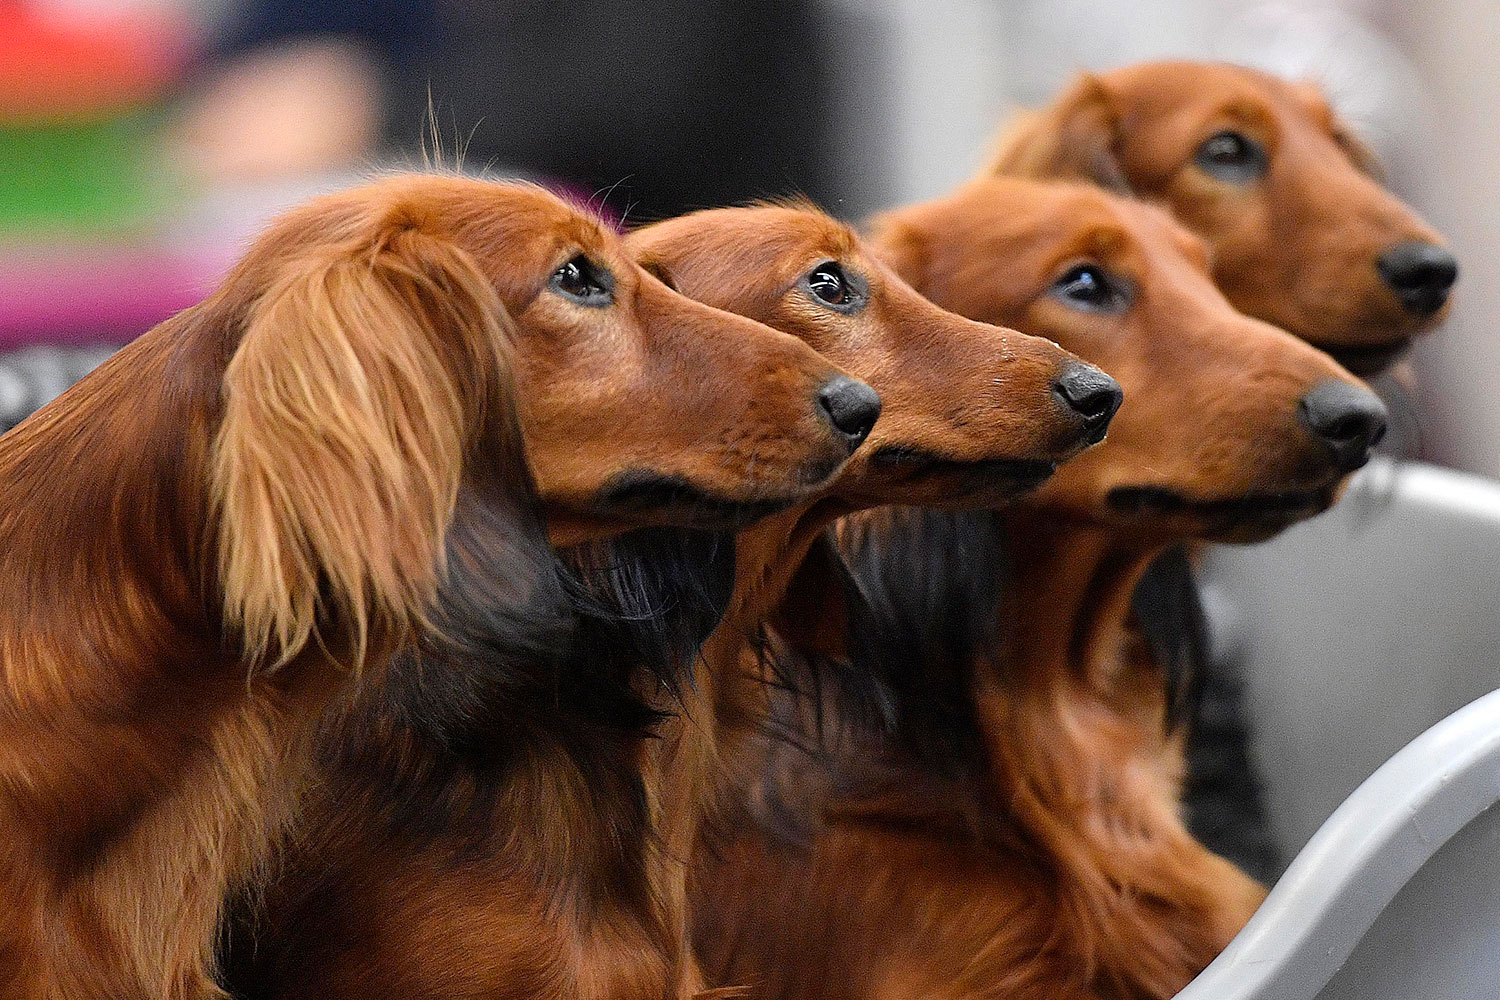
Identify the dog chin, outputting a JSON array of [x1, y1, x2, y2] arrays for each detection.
[[867, 445, 1057, 497], [593, 471, 803, 529], [1322, 337, 1412, 378], [1106, 482, 1335, 541]]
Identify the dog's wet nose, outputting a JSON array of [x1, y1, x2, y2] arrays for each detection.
[[1297, 379, 1388, 473], [1052, 363, 1123, 444], [1376, 241, 1457, 316], [817, 376, 882, 452]]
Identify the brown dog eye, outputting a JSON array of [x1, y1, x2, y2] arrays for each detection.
[[550, 255, 613, 307], [1050, 264, 1130, 315], [808, 263, 848, 304], [804, 261, 865, 313], [1194, 130, 1268, 183]]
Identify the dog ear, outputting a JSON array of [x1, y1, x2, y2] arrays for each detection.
[[1290, 79, 1389, 185], [867, 214, 928, 293], [635, 255, 681, 292], [1328, 118, 1388, 185], [213, 220, 512, 670], [986, 73, 1130, 193]]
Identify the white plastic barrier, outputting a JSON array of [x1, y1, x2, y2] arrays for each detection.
[[1175, 688, 1500, 1000], [1202, 458, 1500, 857], [1182, 458, 1500, 998]]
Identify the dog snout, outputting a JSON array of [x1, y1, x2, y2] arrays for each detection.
[[1051, 363, 1123, 445], [1376, 241, 1458, 316], [1296, 379, 1388, 473], [817, 376, 882, 453]]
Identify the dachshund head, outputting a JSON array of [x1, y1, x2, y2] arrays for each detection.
[[990, 61, 1455, 376], [628, 203, 1115, 508], [209, 176, 862, 668], [874, 177, 1385, 543]]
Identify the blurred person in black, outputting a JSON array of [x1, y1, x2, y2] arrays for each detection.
[[180, 0, 838, 221]]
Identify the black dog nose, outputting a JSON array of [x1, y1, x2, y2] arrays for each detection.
[[1052, 362, 1123, 444], [817, 375, 882, 451], [1376, 241, 1457, 315], [1297, 379, 1388, 473]]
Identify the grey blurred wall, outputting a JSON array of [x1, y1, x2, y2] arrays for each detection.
[[1392, 0, 1500, 478]]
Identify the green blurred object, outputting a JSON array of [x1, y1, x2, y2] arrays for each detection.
[[0, 109, 173, 235]]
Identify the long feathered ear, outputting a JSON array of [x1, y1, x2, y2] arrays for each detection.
[[212, 221, 511, 670], [1289, 79, 1389, 185], [866, 214, 927, 291], [1328, 117, 1388, 185], [986, 73, 1131, 193]]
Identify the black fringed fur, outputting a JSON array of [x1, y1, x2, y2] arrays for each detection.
[[835, 508, 1009, 779], [1130, 543, 1206, 732], [752, 509, 1010, 779], [317, 509, 738, 846], [739, 509, 1011, 847], [1130, 544, 1279, 881], [755, 513, 1279, 881], [219, 472, 738, 993]]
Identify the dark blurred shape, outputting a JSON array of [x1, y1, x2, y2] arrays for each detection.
[[213, 0, 434, 72], [210, 0, 838, 220], [1183, 656, 1282, 883], [1134, 543, 1282, 883]]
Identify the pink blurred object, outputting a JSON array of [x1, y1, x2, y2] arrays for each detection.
[[0, 243, 214, 347]]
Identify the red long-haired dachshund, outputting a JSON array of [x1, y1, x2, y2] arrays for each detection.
[[690, 178, 1386, 1000], [221, 201, 1111, 1000], [0, 174, 861, 1000], [992, 57, 1457, 877], [992, 60, 1455, 375], [630, 205, 1116, 991]]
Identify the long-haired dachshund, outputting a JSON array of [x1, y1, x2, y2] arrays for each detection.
[[222, 200, 1111, 1000], [0, 173, 860, 1000], [992, 59, 1457, 876], [690, 178, 1388, 1000], [992, 60, 1454, 377], [629, 204, 1117, 988]]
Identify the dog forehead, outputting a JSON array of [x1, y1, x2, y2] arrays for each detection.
[[453, 185, 626, 279], [1119, 198, 1214, 274], [718, 204, 857, 264], [1103, 62, 1277, 125], [628, 204, 862, 288], [483, 186, 613, 252], [1033, 185, 1137, 255], [1026, 187, 1217, 287], [1107, 61, 1344, 141], [767, 203, 859, 257]]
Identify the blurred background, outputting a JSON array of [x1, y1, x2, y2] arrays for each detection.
[[0, 0, 1491, 478]]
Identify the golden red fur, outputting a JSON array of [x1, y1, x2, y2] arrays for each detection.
[[630, 204, 1113, 994], [0, 174, 856, 999], [991, 60, 1453, 375], [223, 200, 1104, 1000], [690, 179, 1383, 1000]]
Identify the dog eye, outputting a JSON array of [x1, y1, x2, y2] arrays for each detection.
[[1050, 264, 1129, 315], [1194, 130, 1268, 183], [550, 255, 613, 307], [808, 262, 849, 305], [804, 261, 865, 313]]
